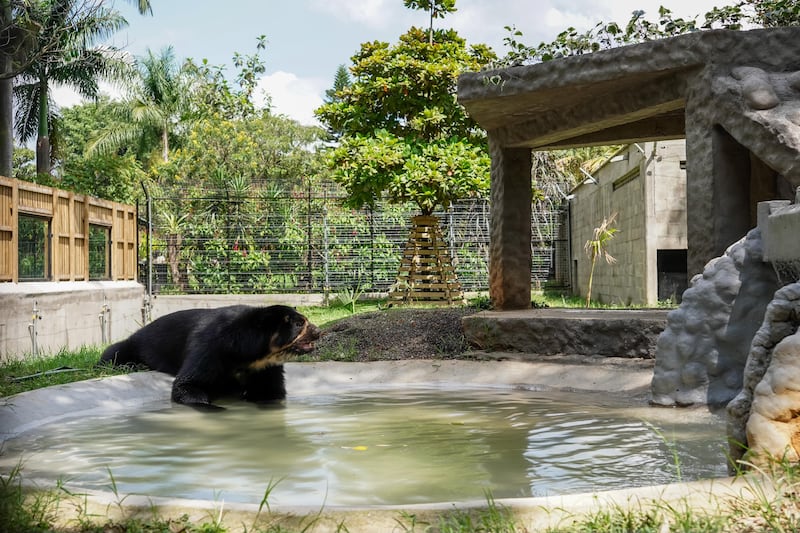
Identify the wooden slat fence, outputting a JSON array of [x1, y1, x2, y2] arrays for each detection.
[[0, 176, 137, 283]]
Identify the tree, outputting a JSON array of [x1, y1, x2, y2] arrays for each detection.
[[316, 24, 496, 216], [0, 0, 152, 177], [155, 112, 323, 195], [322, 64, 351, 142], [402, 0, 456, 44], [584, 212, 618, 307], [183, 36, 268, 121], [87, 46, 188, 164], [13, 0, 131, 176], [56, 96, 146, 202], [324, 64, 351, 104]]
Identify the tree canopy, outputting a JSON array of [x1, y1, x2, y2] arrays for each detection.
[[316, 25, 495, 216]]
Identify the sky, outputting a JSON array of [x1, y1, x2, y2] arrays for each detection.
[[52, 0, 725, 126]]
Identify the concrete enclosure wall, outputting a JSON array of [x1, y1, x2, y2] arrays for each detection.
[[0, 281, 144, 361], [0, 287, 328, 361]]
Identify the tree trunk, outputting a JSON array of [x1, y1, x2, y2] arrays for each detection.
[[0, 74, 11, 178], [36, 77, 50, 175], [166, 233, 184, 291], [0, 0, 13, 178], [161, 125, 168, 162]]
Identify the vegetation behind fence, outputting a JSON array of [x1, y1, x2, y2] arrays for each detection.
[[143, 180, 568, 296]]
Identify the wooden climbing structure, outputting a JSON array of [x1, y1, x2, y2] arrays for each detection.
[[388, 215, 464, 306]]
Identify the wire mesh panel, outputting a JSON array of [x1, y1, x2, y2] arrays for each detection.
[[142, 180, 567, 295]]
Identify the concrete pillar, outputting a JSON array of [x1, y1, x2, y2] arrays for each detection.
[[684, 79, 715, 279], [488, 137, 532, 310]]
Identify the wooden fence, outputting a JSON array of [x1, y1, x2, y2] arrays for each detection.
[[0, 176, 137, 283]]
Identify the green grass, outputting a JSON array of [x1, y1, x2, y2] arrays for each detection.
[[0, 345, 131, 397]]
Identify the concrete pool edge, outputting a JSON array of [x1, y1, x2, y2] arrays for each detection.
[[2, 359, 746, 532], [1, 359, 656, 441]]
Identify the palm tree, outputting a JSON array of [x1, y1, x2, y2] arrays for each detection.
[[1, 0, 152, 177], [584, 212, 618, 308], [13, 0, 131, 175], [87, 45, 187, 163]]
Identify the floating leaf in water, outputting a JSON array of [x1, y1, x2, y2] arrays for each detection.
[[341, 445, 369, 451]]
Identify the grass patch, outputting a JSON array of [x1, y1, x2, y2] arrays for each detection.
[[0, 345, 130, 397]]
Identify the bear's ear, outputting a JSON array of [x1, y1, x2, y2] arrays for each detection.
[[284, 314, 290, 323]]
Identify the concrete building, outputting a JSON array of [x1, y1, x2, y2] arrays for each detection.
[[458, 27, 800, 310], [569, 141, 687, 307]]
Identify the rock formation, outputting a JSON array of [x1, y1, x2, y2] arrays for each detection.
[[728, 282, 800, 467], [650, 229, 778, 406]]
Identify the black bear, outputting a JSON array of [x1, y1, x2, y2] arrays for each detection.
[[99, 305, 320, 409]]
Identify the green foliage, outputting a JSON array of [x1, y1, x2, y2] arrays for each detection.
[[154, 114, 323, 194], [12, 0, 131, 175], [334, 284, 365, 314], [498, 0, 800, 67], [183, 36, 270, 120], [11, 146, 35, 181], [316, 25, 495, 215], [55, 97, 148, 202], [325, 64, 352, 103], [87, 46, 190, 165], [702, 0, 800, 29]]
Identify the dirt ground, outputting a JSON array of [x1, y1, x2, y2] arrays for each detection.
[[314, 307, 479, 361]]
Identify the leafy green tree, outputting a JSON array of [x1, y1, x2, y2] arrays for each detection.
[[154, 112, 323, 195], [324, 64, 351, 103], [87, 46, 188, 164], [12, 145, 35, 181], [322, 64, 351, 142], [316, 24, 495, 216], [13, 0, 130, 176], [183, 36, 268, 121], [56, 96, 145, 202]]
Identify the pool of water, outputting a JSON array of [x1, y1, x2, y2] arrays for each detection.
[[0, 386, 728, 506]]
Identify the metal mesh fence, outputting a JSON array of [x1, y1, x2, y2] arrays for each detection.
[[141, 181, 568, 295]]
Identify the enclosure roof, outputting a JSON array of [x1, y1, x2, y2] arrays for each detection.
[[457, 28, 800, 150]]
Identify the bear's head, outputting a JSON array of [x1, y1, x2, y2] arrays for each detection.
[[248, 306, 320, 370]]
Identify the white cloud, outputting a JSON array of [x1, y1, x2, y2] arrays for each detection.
[[309, 0, 397, 28], [50, 81, 124, 110], [256, 71, 326, 126]]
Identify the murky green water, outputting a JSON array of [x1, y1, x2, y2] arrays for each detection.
[[1, 387, 728, 506]]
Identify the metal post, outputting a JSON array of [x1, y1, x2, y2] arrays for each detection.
[[307, 178, 313, 290], [140, 182, 153, 324], [28, 300, 41, 357], [323, 195, 330, 304], [99, 298, 110, 344], [369, 206, 375, 290]]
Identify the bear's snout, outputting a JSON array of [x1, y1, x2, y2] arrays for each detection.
[[292, 321, 321, 353]]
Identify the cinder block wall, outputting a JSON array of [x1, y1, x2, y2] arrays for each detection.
[[570, 142, 687, 306], [0, 281, 144, 361]]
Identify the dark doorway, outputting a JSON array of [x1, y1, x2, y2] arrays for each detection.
[[658, 249, 688, 303]]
